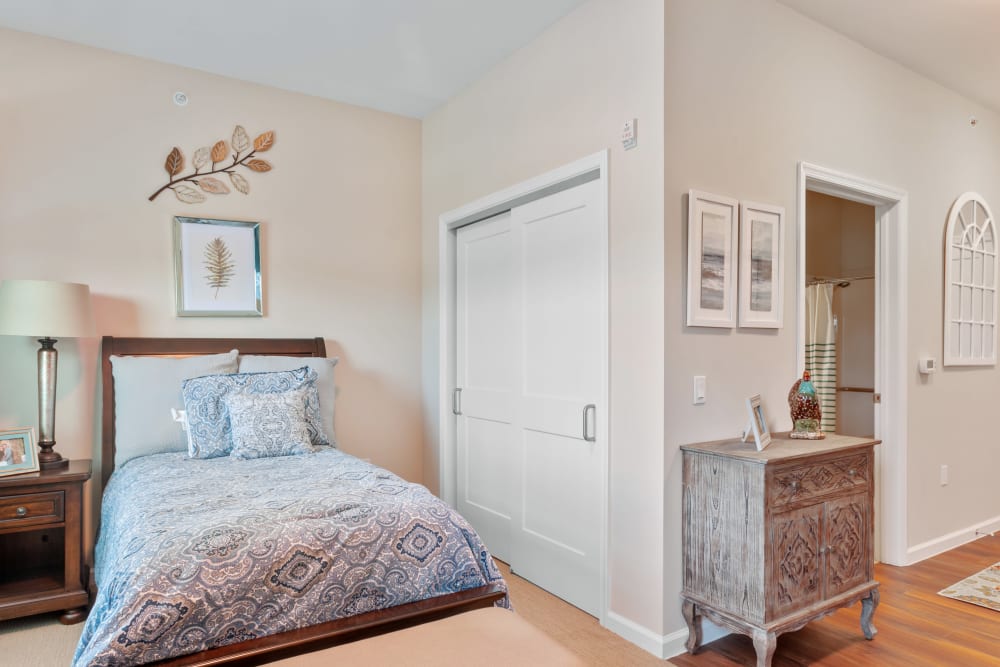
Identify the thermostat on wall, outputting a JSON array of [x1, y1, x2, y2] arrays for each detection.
[[918, 357, 936, 374]]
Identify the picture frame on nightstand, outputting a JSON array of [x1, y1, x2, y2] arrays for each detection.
[[0, 427, 39, 477]]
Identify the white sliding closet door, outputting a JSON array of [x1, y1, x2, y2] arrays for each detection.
[[456, 179, 604, 617], [510, 180, 603, 616], [456, 212, 515, 562]]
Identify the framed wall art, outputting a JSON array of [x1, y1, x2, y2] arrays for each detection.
[[687, 190, 739, 327], [739, 201, 784, 328], [0, 427, 39, 477], [173, 216, 262, 317], [943, 192, 997, 366]]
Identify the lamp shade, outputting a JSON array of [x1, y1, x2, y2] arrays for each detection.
[[0, 279, 96, 338]]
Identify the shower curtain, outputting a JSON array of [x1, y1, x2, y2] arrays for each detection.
[[805, 284, 837, 433]]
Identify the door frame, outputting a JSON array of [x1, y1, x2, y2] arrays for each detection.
[[796, 161, 908, 566], [437, 150, 610, 621]]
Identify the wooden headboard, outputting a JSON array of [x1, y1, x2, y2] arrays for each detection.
[[100, 336, 326, 487]]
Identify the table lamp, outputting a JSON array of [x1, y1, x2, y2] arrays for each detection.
[[0, 279, 96, 469]]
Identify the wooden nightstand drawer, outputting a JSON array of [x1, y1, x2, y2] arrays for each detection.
[[768, 452, 870, 508], [0, 492, 65, 528]]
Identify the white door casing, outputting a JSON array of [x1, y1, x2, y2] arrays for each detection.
[[796, 161, 908, 566]]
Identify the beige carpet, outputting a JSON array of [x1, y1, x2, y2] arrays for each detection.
[[939, 560, 1000, 612], [0, 566, 673, 666], [0, 612, 83, 666]]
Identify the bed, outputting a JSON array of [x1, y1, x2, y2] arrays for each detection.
[[74, 336, 507, 666]]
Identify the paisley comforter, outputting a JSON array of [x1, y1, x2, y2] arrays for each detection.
[[73, 449, 508, 666]]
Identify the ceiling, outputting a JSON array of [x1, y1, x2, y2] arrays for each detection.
[[0, 0, 585, 118], [778, 0, 1000, 115], [3, 1, 997, 119]]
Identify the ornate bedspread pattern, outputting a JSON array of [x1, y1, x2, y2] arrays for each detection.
[[73, 450, 508, 666]]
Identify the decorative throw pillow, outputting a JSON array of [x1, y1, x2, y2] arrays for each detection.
[[224, 386, 314, 460], [182, 367, 328, 459], [110, 350, 239, 467], [237, 356, 339, 447]]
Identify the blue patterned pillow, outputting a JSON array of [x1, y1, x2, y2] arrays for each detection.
[[182, 367, 328, 459], [224, 386, 315, 460]]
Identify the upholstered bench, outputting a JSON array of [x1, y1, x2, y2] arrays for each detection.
[[267, 607, 585, 666]]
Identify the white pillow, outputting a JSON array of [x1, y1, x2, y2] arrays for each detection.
[[110, 350, 238, 466], [237, 355, 338, 447]]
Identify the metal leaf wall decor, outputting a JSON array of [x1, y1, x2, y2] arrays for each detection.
[[148, 126, 275, 203]]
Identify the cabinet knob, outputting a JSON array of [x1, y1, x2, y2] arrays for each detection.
[[849, 469, 857, 477], [15, 506, 27, 517], [789, 480, 800, 491]]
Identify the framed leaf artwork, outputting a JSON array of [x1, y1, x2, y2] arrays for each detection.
[[173, 217, 262, 317]]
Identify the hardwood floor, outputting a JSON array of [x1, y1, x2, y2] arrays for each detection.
[[672, 535, 1000, 666], [496, 561, 670, 666]]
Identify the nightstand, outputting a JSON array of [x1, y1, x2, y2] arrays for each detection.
[[0, 459, 91, 624]]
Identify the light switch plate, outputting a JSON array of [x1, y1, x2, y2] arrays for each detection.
[[693, 375, 706, 405]]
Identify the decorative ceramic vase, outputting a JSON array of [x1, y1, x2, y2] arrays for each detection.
[[788, 371, 825, 439]]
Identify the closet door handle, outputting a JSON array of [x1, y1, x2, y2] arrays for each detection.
[[583, 404, 596, 442], [453, 388, 463, 416]]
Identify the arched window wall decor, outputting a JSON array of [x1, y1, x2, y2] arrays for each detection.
[[944, 192, 998, 366]]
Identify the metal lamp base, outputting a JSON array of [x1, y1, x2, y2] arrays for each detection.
[[37, 338, 69, 470]]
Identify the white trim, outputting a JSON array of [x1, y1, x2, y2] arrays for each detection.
[[906, 514, 1000, 564], [796, 162, 909, 566], [437, 150, 610, 624], [605, 611, 676, 660], [606, 612, 730, 660]]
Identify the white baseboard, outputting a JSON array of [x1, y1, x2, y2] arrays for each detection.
[[906, 513, 1000, 564], [604, 611, 672, 659], [603, 612, 730, 659]]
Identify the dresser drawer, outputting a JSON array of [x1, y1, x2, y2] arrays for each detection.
[[768, 452, 869, 508], [0, 491, 65, 528]]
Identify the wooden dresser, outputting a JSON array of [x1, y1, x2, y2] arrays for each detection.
[[681, 434, 879, 667]]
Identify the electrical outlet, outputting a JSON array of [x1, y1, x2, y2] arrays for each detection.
[[940, 464, 949, 486]]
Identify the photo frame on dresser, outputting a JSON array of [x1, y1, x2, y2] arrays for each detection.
[[173, 216, 263, 317], [741, 394, 771, 451], [0, 427, 39, 477], [687, 190, 739, 327]]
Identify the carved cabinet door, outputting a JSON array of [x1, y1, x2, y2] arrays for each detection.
[[824, 492, 870, 598], [770, 504, 824, 618]]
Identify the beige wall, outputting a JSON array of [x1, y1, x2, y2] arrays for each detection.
[[0, 29, 424, 545], [422, 0, 666, 639], [664, 0, 1000, 638]]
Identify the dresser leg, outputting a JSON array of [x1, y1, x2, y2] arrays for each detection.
[[682, 599, 702, 653], [861, 588, 880, 640], [751, 629, 776, 667], [59, 607, 87, 625]]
